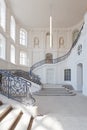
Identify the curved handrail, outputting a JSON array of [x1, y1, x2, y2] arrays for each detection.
[[0, 70, 35, 105], [30, 24, 84, 71]]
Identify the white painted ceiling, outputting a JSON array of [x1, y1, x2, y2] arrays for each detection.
[[8, 0, 87, 28]]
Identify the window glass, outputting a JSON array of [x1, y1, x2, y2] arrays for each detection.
[[10, 16, 15, 41], [20, 51, 27, 65], [0, 34, 5, 59], [64, 69, 71, 81], [10, 45, 15, 64], [20, 28, 27, 46]]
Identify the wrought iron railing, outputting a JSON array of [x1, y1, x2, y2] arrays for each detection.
[[12, 69, 42, 85], [0, 70, 35, 105], [30, 24, 84, 71]]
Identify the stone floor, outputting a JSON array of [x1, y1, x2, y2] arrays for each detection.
[[33, 85, 87, 130], [0, 84, 87, 130]]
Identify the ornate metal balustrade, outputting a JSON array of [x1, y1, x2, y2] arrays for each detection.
[[30, 24, 84, 71], [0, 70, 35, 105]]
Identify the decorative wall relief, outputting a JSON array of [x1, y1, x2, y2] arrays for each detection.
[[59, 37, 64, 48], [45, 53, 53, 63], [72, 29, 79, 43], [34, 37, 39, 48], [77, 44, 82, 55]]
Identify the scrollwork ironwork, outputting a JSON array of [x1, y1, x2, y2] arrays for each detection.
[[0, 70, 35, 105]]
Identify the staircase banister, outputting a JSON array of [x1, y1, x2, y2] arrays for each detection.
[[30, 23, 84, 71], [0, 69, 36, 105]]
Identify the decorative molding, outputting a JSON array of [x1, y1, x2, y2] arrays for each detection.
[[59, 37, 64, 48], [77, 44, 82, 55], [34, 37, 39, 48]]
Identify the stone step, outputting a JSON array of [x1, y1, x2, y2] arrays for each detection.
[[0, 109, 22, 130], [0, 101, 3, 105], [34, 87, 76, 96], [27, 116, 34, 130], [15, 113, 31, 130], [0, 105, 13, 121], [8, 111, 23, 130], [0, 104, 11, 115]]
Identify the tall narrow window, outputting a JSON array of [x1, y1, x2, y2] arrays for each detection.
[[0, 0, 6, 31], [20, 28, 27, 46], [10, 45, 15, 64], [20, 51, 27, 66], [0, 3, 1, 27], [0, 34, 5, 59], [10, 16, 16, 41], [64, 69, 71, 81]]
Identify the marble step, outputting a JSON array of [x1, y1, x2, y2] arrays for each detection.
[[8, 110, 23, 130], [0, 109, 23, 130], [0, 101, 3, 105], [15, 113, 32, 130], [34, 88, 76, 96], [0, 105, 13, 121]]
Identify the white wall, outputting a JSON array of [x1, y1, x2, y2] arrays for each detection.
[[1, 0, 87, 95], [33, 13, 87, 96]]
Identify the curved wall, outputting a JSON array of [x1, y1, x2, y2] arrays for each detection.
[[33, 13, 87, 96], [0, 0, 83, 71], [1, 0, 87, 96]]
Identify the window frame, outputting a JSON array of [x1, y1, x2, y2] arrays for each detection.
[[10, 16, 16, 41], [0, 34, 6, 60], [10, 44, 15, 64], [64, 69, 71, 81], [0, 0, 6, 31], [20, 28, 27, 46], [20, 51, 27, 66]]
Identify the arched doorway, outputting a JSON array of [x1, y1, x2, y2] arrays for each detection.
[[77, 63, 83, 92]]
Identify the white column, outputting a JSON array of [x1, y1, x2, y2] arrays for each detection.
[[50, 16, 52, 48]]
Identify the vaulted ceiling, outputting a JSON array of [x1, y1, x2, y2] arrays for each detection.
[[7, 0, 87, 28]]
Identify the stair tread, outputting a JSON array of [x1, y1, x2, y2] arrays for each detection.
[[15, 113, 31, 130], [0, 109, 22, 130], [0, 104, 11, 114], [0, 101, 3, 105]]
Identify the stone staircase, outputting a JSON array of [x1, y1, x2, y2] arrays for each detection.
[[0, 100, 36, 130], [34, 84, 76, 96], [13, 70, 41, 85]]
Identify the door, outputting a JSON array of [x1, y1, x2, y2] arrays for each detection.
[[46, 69, 54, 84]]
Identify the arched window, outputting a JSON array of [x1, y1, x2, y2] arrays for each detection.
[[20, 28, 27, 46], [10, 45, 15, 64], [0, 34, 6, 59], [20, 51, 27, 66], [46, 32, 53, 48], [10, 16, 16, 41], [0, 0, 6, 31]]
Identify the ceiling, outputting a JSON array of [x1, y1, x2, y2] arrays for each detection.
[[7, 0, 87, 28]]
